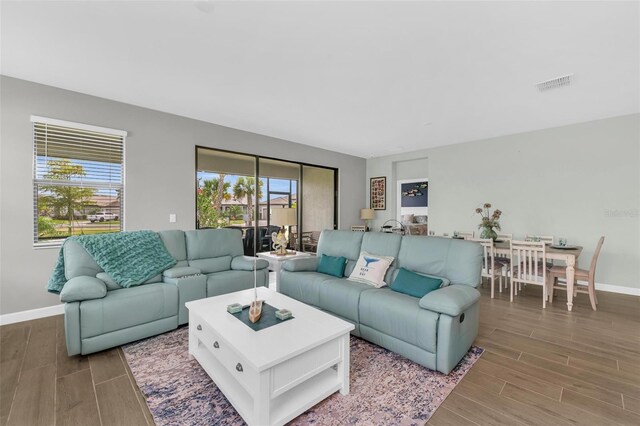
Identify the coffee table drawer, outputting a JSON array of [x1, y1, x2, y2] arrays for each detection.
[[191, 314, 259, 393]]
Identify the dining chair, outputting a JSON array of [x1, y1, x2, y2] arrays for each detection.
[[548, 236, 604, 311], [509, 240, 549, 307], [495, 233, 513, 291], [525, 235, 555, 268], [468, 238, 505, 298]]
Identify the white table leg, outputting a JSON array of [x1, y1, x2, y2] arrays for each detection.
[[188, 322, 197, 360], [254, 369, 271, 425], [566, 257, 576, 312], [337, 334, 350, 395], [273, 262, 282, 292]]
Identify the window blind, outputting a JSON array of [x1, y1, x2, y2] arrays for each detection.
[[32, 117, 126, 245]]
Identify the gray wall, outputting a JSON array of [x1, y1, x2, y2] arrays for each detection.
[[0, 76, 366, 315], [368, 114, 640, 291]]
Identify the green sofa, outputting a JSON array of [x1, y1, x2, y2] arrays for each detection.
[[61, 228, 269, 356], [279, 230, 483, 374]]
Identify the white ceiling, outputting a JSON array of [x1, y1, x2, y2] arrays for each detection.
[[1, 1, 638, 158]]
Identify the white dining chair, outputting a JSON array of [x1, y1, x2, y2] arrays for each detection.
[[509, 240, 549, 308], [468, 238, 505, 298], [495, 233, 513, 291]]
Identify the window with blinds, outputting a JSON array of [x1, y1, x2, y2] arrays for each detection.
[[32, 116, 126, 246]]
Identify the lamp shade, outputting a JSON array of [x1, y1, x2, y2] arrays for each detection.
[[360, 208, 375, 220], [270, 207, 297, 226]]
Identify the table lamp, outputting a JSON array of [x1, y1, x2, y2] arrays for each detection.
[[270, 207, 297, 255], [360, 208, 375, 231]]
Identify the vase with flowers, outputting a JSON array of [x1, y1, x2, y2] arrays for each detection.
[[474, 203, 502, 241]]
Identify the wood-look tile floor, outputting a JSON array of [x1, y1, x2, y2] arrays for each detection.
[[1, 283, 639, 426]]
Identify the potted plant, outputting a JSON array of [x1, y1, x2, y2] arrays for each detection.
[[475, 203, 502, 241]]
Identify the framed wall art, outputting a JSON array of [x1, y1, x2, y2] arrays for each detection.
[[370, 176, 386, 210]]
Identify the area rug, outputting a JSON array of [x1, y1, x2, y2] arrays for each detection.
[[122, 327, 483, 426]]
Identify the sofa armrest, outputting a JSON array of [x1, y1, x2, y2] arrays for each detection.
[[418, 285, 480, 317], [282, 257, 319, 272], [231, 256, 269, 271], [60, 276, 107, 303], [163, 266, 201, 278], [163, 274, 207, 325]]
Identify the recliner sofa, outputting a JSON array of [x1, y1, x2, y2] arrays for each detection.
[[279, 230, 483, 374], [61, 228, 269, 356]]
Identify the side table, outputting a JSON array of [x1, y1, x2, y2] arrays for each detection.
[[256, 251, 311, 291]]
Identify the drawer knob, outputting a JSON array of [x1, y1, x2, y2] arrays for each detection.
[[213, 341, 219, 349], [196, 324, 202, 331], [235, 363, 243, 372]]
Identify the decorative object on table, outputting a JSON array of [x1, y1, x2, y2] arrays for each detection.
[[275, 308, 292, 320], [360, 208, 375, 231], [270, 207, 297, 255], [380, 219, 405, 235], [122, 327, 483, 426], [231, 302, 293, 331], [474, 202, 502, 241], [249, 255, 262, 322], [226, 303, 243, 314], [370, 176, 386, 210], [401, 181, 428, 207]]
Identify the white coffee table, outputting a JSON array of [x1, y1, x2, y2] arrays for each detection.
[[185, 287, 354, 426], [256, 251, 311, 291]]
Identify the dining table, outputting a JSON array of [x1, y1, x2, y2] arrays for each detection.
[[492, 241, 583, 312]]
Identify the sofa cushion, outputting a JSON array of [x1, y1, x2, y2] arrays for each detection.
[[95, 272, 122, 291], [205, 269, 267, 297], [185, 229, 244, 260], [96, 272, 162, 287], [359, 288, 439, 354], [390, 267, 442, 298], [278, 271, 333, 307], [60, 276, 107, 302], [64, 240, 102, 279], [80, 283, 178, 339], [158, 230, 189, 268], [231, 256, 269, 271], [318, 279, 372, 323], [317, 254, 347, 278], [398, 236, 483, 287], [348, 252, 394, 287], [317, 230, 364, 262], [189, 256, 232, 274]]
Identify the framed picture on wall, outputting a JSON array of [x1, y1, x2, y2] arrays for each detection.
[[370, 176, 386, 210]]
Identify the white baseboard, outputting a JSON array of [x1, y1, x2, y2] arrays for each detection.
[[0, 304, 64, 326], [594, 282, 640, 296]]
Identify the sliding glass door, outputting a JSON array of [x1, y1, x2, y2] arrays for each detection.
[[196, 147, 337, 255]]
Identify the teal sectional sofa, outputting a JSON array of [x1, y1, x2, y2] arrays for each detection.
[[279, 230, 483, 374], [60, 229, 269, 356]]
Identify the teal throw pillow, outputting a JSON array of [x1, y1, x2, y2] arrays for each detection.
[[317, 254, 347, 278], [390, 267, 442, 298]]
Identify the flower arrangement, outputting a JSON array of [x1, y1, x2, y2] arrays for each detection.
[[474, 203, 502, 240]]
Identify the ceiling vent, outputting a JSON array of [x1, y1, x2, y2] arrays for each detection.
[[536, 74, 573, 92]]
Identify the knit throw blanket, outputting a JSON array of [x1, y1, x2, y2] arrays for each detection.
[[47, 230, 176, 294]]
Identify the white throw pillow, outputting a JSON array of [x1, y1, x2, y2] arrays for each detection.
[[348, 252, 394, 288]]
